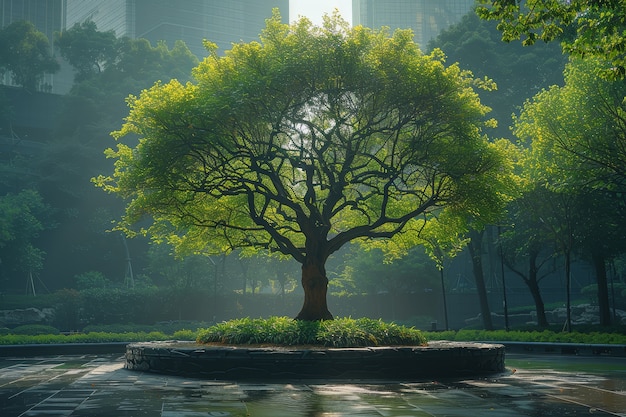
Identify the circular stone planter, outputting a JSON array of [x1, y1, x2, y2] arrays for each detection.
[[125, 341, 505, 380]]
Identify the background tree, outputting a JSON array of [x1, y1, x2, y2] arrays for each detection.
[[476, 0, 626, 79], [0, 20, 59, 90], [333, 245, 439, 297], [514, 58, 626, 325], [0, 189, 54, 292], [430, 11, 566, 138], [98, 13, 511, 321], [500, 184, 559, 328], [0, 25, 199, 289], [55, 21, 118, 82]]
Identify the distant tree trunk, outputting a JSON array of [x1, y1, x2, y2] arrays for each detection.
[[468, 230, 493, 330], [525, 250, 549, 328], [564, 249, 572, 332], [527, 271, 549, 328], [278, 270, 287, 307], [591, 250, 611, 326], [295, 256, 333, 321], [502, 249, 549, 328]]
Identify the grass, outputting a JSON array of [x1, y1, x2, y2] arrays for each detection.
[[196, 317, 427, 347]]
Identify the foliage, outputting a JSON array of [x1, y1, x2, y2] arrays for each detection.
[[82, 321, 211, 334], [430, 11, 566, 138], [74, 271, 111, 289], [476, 0, 626, 79], [55, 21, 118, 82], [426, 328, 626, 345], [10, 324, 60, 335], [581, 283, 626, 307], [79, 287, 165, 324], [196, 316, 426, 347], [1, 23, 198, 288], [0, 189, 54, 283], [101, 12, 506, 258], [516, 58, 626, 197], [0, 20, 59, 90], [513, 57, 626, 326], [0, 331, 176, 345], [331, 245, 438, 296]]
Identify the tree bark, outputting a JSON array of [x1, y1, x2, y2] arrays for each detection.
[[527, 274, 549, 328], [295, 258, 333, 321], [526, 251, 549, 328], [592, 250, 612, 326], [468, 230, 493, 330]]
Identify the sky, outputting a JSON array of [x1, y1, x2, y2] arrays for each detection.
[[289, 0, 352, 26]]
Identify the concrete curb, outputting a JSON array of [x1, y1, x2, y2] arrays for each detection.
[[0, 342, 128, 357], [124, 341, 506, 380], [495, 341, 626, 357]]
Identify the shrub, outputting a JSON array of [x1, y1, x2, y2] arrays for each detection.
[[196, 317, 426, 347], [424, 329, 626, 344], [172, 329, 197, 340], [10, 324, 60, 335]]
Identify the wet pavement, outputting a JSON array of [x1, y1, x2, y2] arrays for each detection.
[[1, 352, 625, 416]]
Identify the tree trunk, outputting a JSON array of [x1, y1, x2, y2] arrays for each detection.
[[527, 275, 549, 328], [468, 230, 493, 330], [565, 249, 572, 332], [527, 252, 549, 328], [295, 258, 333, 321], [592, 251, 611, 326]]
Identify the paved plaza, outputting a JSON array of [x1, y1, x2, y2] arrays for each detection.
[[1, 352, 625, 416]]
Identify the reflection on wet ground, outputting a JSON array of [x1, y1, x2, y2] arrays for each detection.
[[0, 353, 624, 416]]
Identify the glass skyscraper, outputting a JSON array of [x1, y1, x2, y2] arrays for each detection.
[[353, 0, 476, 49], [1, 0, 289, 92], [65, 0, 290, 59]]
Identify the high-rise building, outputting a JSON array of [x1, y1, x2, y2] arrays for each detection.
[[353, 0, 476, 49], [1, 1, 288, 92], [65, 0, 290, 59]]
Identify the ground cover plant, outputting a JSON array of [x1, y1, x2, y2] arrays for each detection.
[[0, 329, 196, 345], [196, 317, 427, 347]]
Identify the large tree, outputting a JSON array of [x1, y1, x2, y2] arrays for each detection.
[[476, 0, 626, 79], [97, 13, 511, 320]]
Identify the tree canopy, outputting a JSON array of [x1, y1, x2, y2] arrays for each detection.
[[515, 58, 626, 196], [476, 0, 626, 79], [0, 20, 59, 90], [430, 11, 566, 138], [97, 12, 512, 320], [55, 21, 118, 82]]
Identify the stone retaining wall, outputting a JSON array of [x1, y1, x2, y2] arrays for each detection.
[[125, 341, 505, 380]]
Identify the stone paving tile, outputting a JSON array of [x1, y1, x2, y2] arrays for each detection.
[[1, 353, 626, 416]]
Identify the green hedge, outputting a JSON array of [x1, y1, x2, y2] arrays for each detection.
[[0, 329, 196, 345], [425, 329, 626, 345]]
